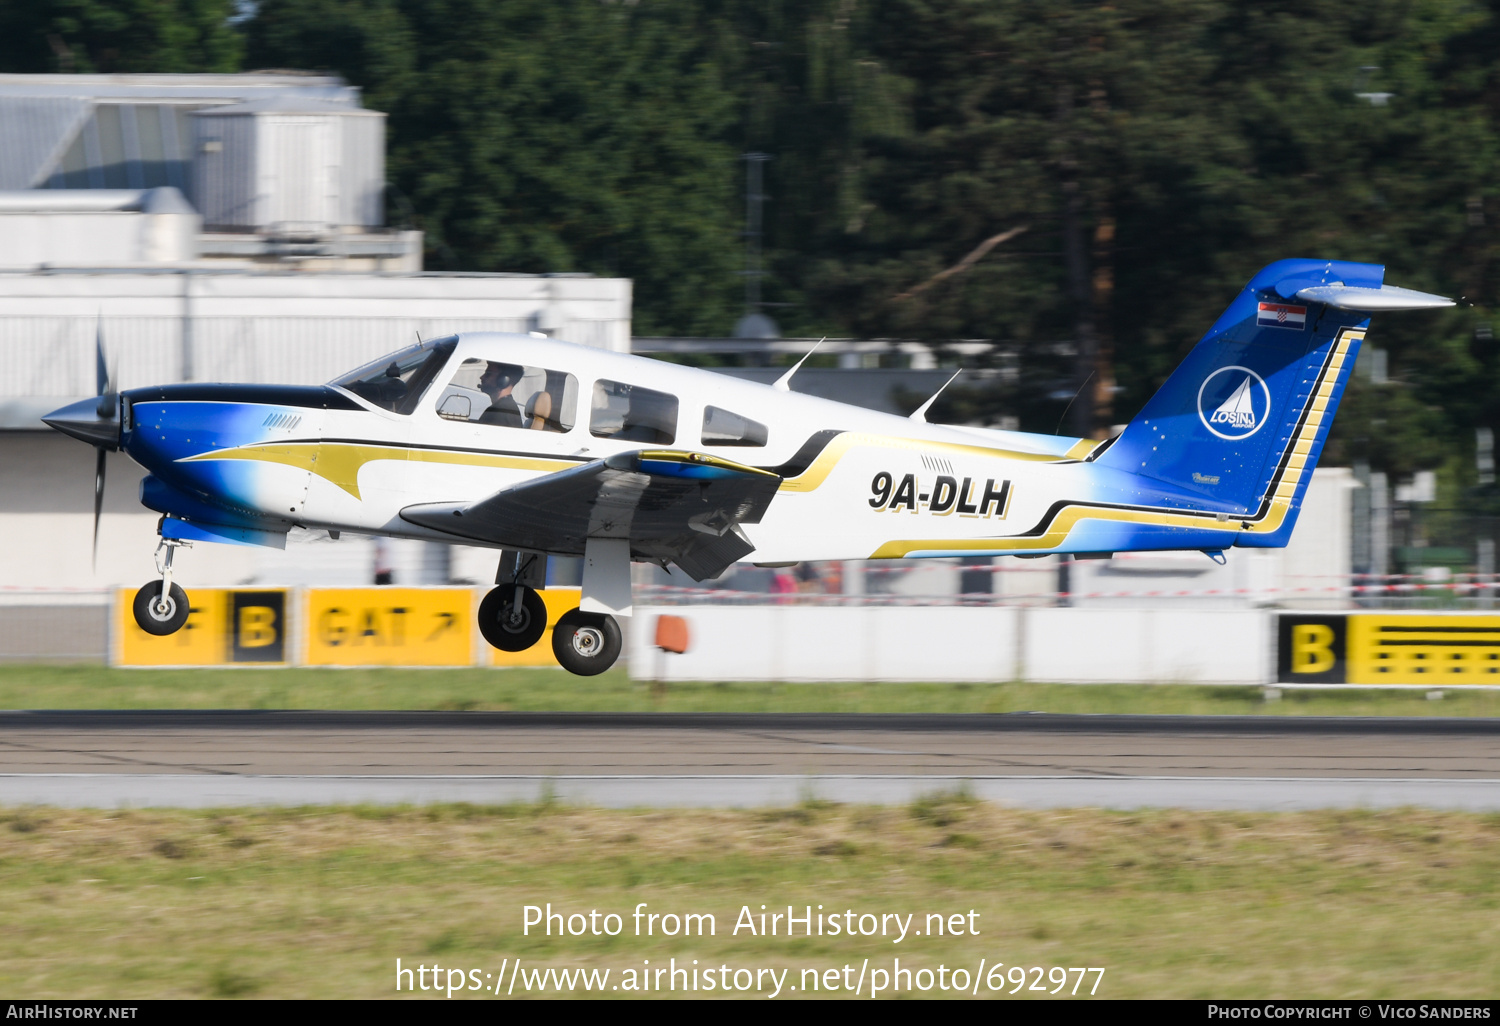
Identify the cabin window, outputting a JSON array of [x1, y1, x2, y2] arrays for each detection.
[[436, 358, 578, 432], [332, 336, 456, 415], [701, 406, 768, 447], [589, 379, 677, 444]]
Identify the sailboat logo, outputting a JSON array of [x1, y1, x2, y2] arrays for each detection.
[[1212, 377, 1257, 429], [1197, 365, 1271, 440]]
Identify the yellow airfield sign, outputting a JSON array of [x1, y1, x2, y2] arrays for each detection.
[[303, 588, 473, 666], [488, 588, 581, 667], [116, 588, 288, 666], [113, 586, 589, 667], [1348, 614, 1500, 684], [1278, 612, 1500, 685]]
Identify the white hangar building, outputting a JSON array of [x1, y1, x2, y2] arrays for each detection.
[[0, 74, 633, 599]]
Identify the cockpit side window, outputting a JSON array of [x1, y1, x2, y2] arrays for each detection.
[[701, 406, 768, 447], [333, 336, 456, 415], [590, 380, 677, 445], [436, 358, 578, 433]]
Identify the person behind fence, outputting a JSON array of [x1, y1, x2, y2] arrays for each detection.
[[373, 537, 394, 586]]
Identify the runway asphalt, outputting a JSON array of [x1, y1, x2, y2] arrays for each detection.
[[1, 711, 1498, 809]]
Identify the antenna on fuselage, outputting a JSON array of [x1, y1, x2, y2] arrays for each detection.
[[908, 369, 963, 423], [772, 337, 826, 392]]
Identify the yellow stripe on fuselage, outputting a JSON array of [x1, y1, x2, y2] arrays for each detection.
[[1063, 437, 1103, 459], [182, 442, 573, 500], [778, 431, 1077, 494], [868, 327, 1364, 557], [637, 449, 781, 480], [870, 504, 1223, 558]]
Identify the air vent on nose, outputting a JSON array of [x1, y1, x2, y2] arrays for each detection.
[[262, 412, 302, 431]]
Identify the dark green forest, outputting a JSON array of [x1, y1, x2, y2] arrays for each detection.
[[6, 0, 1500, 494]]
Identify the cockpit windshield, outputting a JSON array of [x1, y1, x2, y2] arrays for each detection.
[[331, 336, 457, 414]]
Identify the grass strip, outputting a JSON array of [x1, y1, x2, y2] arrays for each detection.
[[0, 800, 1496, 998], [2, 664, 1500, 716]]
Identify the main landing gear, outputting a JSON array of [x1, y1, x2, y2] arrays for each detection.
[[132, 538, 192, 636], [551, 610, 622, 676], [478, 544, 629, 676], [479, 549, 549, 652]]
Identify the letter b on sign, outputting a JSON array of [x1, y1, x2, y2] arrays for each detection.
[[239, 607, 277, 647], [1290, 624, 1336, 674], [231, 591, 285, 663], [1276, 614, 1346, 683]]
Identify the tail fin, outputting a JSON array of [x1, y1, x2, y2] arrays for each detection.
[[1095, 258, 1451, 547]]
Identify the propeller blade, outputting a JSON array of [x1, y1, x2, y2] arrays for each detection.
[[93, 445, 106, 570], [94, 318, 117, 418], [95, 318, 108, 396]]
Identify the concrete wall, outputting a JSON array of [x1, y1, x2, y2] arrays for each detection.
[[627, 606, 1271, 684], [0, 597, 1278, 679], [1019, 608, 1269, 683], [0, 601, 107, 662]]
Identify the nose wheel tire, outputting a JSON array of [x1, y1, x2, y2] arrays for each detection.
[[551, 609, 622, 676], [132, 582, 190, 636], [478, 585, 548, 652]]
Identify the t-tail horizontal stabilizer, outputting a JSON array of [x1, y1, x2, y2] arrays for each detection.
[[1095, 259, 1452, 547]]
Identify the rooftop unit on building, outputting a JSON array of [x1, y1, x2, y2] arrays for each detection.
[[0, 73, 359, 193], [0, 73, 418, 272], [191, 97, 385, 234]]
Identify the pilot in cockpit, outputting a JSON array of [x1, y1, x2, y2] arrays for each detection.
[[477, 362, 526, 428]]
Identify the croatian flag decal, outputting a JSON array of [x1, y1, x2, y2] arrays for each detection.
[[1257, 302, 1306, 329]]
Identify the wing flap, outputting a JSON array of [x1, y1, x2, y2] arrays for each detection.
[[400, 450, 781, 581]]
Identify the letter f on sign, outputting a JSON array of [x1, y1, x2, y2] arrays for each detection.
[[1291, 624, 1335, 674]]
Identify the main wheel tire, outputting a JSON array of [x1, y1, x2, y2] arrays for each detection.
[[478, 585, 548, 652], [132, 582, 190, 636], [551, 608, 622, 676]]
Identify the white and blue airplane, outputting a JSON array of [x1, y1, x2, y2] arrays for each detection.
[[44, 258, 1451, 675]]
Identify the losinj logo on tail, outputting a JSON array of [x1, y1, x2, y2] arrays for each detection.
[[1197, 365, 1271, 440]]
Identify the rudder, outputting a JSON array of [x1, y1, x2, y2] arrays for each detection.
[[1095, 258, 1447, 547]]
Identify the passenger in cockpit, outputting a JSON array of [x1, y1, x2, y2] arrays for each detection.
[[477, 362, 525, 428]]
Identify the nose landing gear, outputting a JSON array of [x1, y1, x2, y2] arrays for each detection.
[[132, 538, 192, 636]]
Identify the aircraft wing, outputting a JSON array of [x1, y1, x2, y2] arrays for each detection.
[[399, 450, 782, 581]]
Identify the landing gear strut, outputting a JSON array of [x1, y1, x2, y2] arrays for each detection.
[[548, 537, 630, 675], [479, 549, 548, 652], [132, 538, 191, 636]]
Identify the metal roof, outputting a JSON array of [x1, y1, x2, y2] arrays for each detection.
[[0, 95, 90, 189], [0, 73, 358, 103], [0, 73, 363, 190], [192, 96, 382, 118]]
